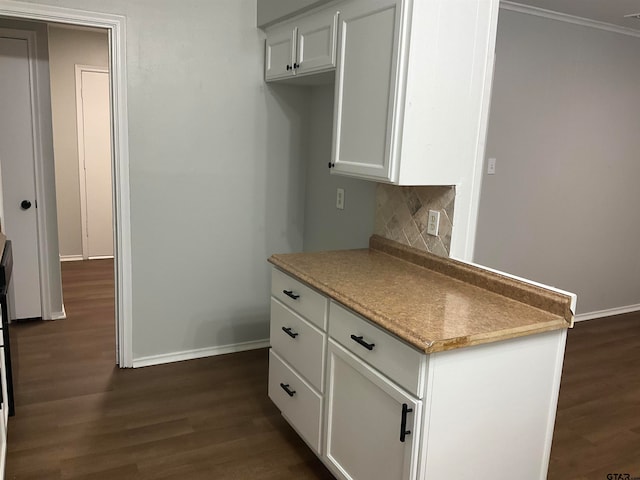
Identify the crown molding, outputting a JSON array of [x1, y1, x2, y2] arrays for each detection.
[[500, 1, 640, 38]]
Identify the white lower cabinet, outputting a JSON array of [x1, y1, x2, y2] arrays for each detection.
[[270, 298, 326, 391], [269, 269, 424, 480], [268, 269, 328, 455], [268, 350, 323, 454], [268, 268, 567, 479], [324, 340, 421, 480]]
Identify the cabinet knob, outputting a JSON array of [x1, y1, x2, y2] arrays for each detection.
[[327, 162, 335, 169], [286, 64, 292, 71], [293, 63, 300, 69], [21, 200, 32, 210], [400, 403, 413, 443]]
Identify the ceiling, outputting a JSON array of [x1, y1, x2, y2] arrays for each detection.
[[509, 0, 640, 31]]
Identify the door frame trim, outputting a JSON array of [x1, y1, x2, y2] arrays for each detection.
[[0, 1, 133, 367], [75, 64, 109, 261]]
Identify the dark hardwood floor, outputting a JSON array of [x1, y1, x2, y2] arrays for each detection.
[[5, 259, 640, 479], [548, 310, 640, 479], [6, 260, 333, 479]]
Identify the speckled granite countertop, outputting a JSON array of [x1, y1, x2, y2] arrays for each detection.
[[268, 235, 575, 354]]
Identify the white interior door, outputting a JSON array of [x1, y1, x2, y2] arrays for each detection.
[[0, 34, 43, 320], [76, 67, 113, 259]]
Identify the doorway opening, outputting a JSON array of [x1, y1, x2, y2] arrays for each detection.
[[0, 4, 132, 367]]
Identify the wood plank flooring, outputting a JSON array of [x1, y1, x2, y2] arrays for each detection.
[[6, 260, 333, 479], [547, 311, 640, 479], [5, 259, 640, 479]]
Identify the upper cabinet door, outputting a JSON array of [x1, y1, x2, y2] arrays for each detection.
[[331, 0, 404, 182], [265, 25, 296, 81], [295, 10, 338, 76]]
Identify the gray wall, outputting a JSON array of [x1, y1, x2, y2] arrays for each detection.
[[16, 0, 308, 359], [48, 25, 109, 258], [257, 0, 334, 27], [302, 85, 376, 252], [474, 9, 640, 315]]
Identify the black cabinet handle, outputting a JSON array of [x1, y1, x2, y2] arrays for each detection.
[[328, 162, 335, 168], [282, 326, 298, 339], [293, 62, 300, 69], [286, 64, 292, 70], [20, 200, 32, 210], [400, 403, 413, 442], [350, 334, 375, 351], [280, 383, 296, 397], [283, 290, 300, 300]]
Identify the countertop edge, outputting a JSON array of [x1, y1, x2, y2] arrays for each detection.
[[369, 235, 575, 325], [268, 238, 574, 354]]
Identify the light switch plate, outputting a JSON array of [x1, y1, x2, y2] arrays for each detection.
[[427, 210, 440, 236], [336, 188, 345, 210], [487, 157, 496, 175]]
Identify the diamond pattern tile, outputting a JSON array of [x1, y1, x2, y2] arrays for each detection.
[[374, 184, 455, 257]]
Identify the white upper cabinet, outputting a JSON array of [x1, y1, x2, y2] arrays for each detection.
[[330, 0, 499, 185], [264, 26, 296, 80], [265, 8, 339, 81], [296, 10, 338, 76], [331, 0, 402, 182]]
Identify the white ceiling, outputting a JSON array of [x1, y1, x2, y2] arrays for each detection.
[[509, 0, 640, 31]]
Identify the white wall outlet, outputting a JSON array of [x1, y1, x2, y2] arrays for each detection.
[[487, 157, 496, 175], [336, 188, 345, 210], [427, 210, 440, 236]]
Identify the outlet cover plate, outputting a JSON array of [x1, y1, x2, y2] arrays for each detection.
[[427, 210, 440, 236]]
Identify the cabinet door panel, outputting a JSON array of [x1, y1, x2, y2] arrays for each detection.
[[270, 298, 326, 391], [332, 0, 402, 181], [296, 10, 338, 75], [325, 340, 421, 480], [268, 350, 323, 454], [265, 27, 295, 81]]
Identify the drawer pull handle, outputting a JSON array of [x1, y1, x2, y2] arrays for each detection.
[[280, 383, 296, 397], [282, 326, 299, 339], [400, 403, 413, 443], [350, 334, 375, 351], [283, 290, 300, 300]]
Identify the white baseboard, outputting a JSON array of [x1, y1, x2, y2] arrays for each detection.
[[60, 255, 84, 262], [48, 305, 67, 320], [132, 339, 270, 368], [574, 304, 640, 322], [60, 255, 115, 262]]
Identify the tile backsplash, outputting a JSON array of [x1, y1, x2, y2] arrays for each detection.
[[374, 184, 455, 257]]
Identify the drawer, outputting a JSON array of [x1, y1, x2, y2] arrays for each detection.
[[329, 301, 426, 397], [271, 268, 327, 330], [268, 350, 323, 454], [270, 298, 326, 392]]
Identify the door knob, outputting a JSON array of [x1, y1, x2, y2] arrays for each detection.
[[20, 200, 31, 210]]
